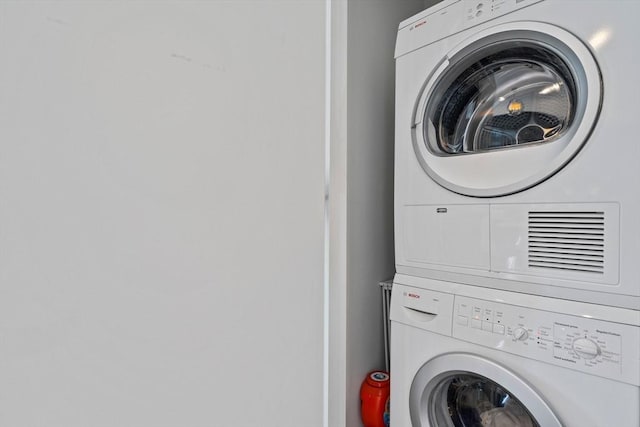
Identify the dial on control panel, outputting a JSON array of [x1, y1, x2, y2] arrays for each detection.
[[512, 327, 528, 341], [572, 338, 601, 360]]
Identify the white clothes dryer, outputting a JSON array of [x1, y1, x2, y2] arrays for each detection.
[[394, 0, 640, 309], [390, 275, 640, 427]]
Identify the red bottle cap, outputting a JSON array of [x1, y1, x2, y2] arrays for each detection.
[[365, 371, 390, 388]]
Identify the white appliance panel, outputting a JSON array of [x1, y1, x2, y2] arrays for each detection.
[[403, 204, 490, 270]]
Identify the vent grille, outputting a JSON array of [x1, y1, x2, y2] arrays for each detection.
[[528, 211, 604, 274]]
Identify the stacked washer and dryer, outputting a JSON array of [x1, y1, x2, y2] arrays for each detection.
[[391, 0, 640, 426]]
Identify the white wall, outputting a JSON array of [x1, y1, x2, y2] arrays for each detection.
[[0, 2, 325, 426]]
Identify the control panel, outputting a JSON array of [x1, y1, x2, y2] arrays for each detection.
[[453, 295, 640, 385], [396, 0, 546, 58], [463, 0, 542, 24]]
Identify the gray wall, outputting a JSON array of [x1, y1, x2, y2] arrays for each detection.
[[328, 1, 428, 426], [0, 2, 325, 426]]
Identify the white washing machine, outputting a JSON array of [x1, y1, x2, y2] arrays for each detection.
[[390, 275, 640, 426], [394, 0, 640, 309]]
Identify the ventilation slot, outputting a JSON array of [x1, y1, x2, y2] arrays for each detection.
[[528, 211, 604, 274]]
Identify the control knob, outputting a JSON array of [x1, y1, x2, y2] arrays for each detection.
[[512, 327, 528, 341], [572, 338, 601, 359]]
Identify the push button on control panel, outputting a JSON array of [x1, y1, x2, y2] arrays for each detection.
[[458, 303, 471, 317]]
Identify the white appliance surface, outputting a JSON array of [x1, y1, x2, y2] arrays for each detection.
[[390, 276, 640, 427], [394, 0, 640, 309]]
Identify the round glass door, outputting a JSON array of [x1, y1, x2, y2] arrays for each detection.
[[409, 353, 562, 427], [429, 373, 538, 427], [426, 42, 576, 155], [412, 23, 602, 197]]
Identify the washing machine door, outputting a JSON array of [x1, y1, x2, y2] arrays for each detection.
[[409, 353, 562, 427], [413, 22, 602, 197]]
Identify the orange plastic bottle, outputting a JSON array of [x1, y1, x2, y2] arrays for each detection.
[[360, 371, 390, 427]]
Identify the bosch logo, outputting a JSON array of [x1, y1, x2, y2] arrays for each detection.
[[409, 20, 426, 31]]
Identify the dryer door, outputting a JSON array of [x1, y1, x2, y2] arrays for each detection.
[[409, 353, 562, 427], [413, 22, 601, 197]]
